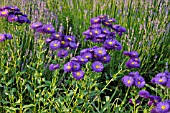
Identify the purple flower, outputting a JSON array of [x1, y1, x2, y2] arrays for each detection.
[[111, 24, 121, 31], [106, 18, 116, 22], [64, 62, 72, 72], [123, 51, 131, 56], [155, 102, 170, 113], [31, 22, 43, 29], [51, 32, 63, 40], [81, 52, 93, 59], [57, 49, 68, 58], [70, 61, 81, 72], [149, 95, 162, 105], [6, 6, 20, 11], [134, 75, 145, 88], [154, 74, 167, 85], [166, 79, 170, 88], [90, 17, 101, 24], [89, 24, 101, 29], [0, 9, 8, 17], [103, 38, 116, 49], [121, 76, 134, 87], [129, 51, 139, 58], [119, 27, 127, 32], [92, 61, 104, 72], [102, 20, 112, 27], [101, 28, 111, 35], [138, 90, 150, 98], [0, 34, 6, 42], [100, 54, 111, 64], [94, 47, 107, 57], [72, 70, 84, 80], [49, 64, 60, 71], [78, 57, 88, 65], [69, 42, 77, 49], [60, 40, 69, 48], [113, 41, 122, 50], [64, 35, 76, 42], [49, 40, 61, 50], [45, 38, 52, 44], [96, 34, 106, 40], [83, 29, 91, 35], [18, 15, 29, 24], [4, 33, 12, 40], [7, 14, 18, 22], [126, 59, 140, 69], [128, 71, 140, 77], [80, 48, 89, 55], [98, 15, 107, 20], [91, 28, 101, 36], [43, 24, 55, 34]]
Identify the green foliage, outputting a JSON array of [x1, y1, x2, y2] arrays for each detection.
[[0, 0, 169, 112]]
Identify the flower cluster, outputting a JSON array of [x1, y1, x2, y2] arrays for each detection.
[[123, 51, 140, 69], [0, 6, 30, 24], [121, 71, 145, 88], [138, 90, 170, 113], [151, 71, 170, 88], [64, 46, 112, 80], [31, 22, 78, 71], [83, 15, 126, 50], [0, 33, 12, 42]]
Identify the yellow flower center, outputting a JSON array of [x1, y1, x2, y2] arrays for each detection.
[[104, 30, 106, 33], [67, 65, 71, 69], [161, 105, 166, 110], [105, 22, 109, 25], [131, 62, 135, 64], [109, 41, 113, 45], [53, 44, 58, 46], [68, 38, 72, 41], [61, 41, 65, 44], [138, 82, 141, 84], [74, 65, 77, 68], [95, 30, 98, 34], [2, 11, 7, 15], [128, 80, 131, 84], [47, 27, 51, 30], [96, 65, 100, 68], [90, 32, 92, 35], [76, 72, 80, 76], [159, 79, 163, 82], [98, 50, 102, 54], [56, 34, 60, 37], [85, 56, 89, 58], [94, 19, 98, 22], [103, 57, 106, 60], [108, 19, 112, 22]]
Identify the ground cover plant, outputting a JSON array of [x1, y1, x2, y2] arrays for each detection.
[[0, 0, 169, 113]]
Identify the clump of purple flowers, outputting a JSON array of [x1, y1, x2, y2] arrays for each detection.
[[63, 46, 110, 80], [31, 22, 78, 71], [123, 51, 140, 69], [0, 6, 30, 24], [138, 90, 170, 113], [0, 33, 12, 42], [121, 71, 145, 88], [151, 71, 170, 88], [83, 15, 126, 50]]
